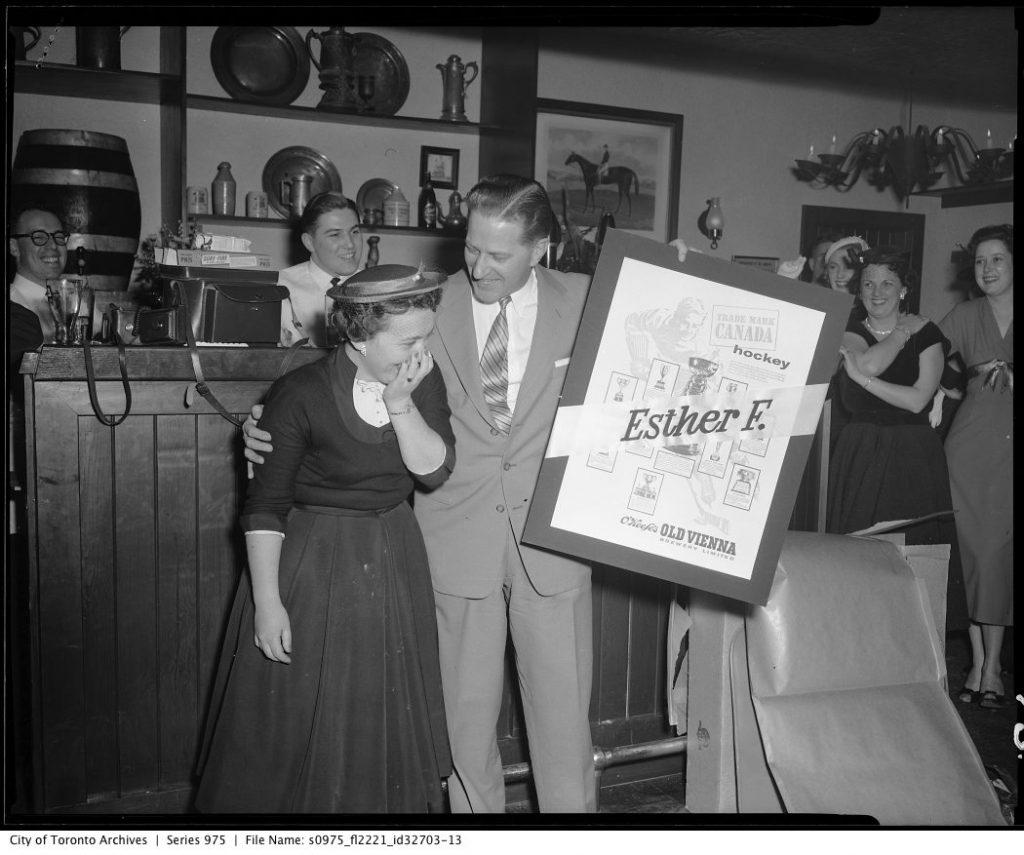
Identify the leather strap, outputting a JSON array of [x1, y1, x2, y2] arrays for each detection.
[[174, 281, 309, 425], [282, 293, 310, 349], [83, 333, 132, 427], [175, 281, 245, 427]]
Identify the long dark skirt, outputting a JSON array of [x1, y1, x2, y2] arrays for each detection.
[[827, 420, 969, 632], [194, 502, 451, 813]]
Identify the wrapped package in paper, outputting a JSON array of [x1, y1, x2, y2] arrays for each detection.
[[744, 531, 1004, 825]]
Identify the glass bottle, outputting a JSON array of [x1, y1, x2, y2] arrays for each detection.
[[418, 173, 438, 229], [597, 211, 615, 248], [211, 162, 236, 216], [544, 213, 561, 268]]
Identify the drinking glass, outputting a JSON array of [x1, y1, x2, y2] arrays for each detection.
[[46, 275, 91, 346]]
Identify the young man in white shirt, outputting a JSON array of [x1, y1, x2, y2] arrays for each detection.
[[278, 192, 363, 347]]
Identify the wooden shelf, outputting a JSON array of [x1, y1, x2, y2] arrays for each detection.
[[190, 214, 464, 239], [186, 94, 493, 135], [12, 61, 180, 105], [911, 180, 1013, 208]]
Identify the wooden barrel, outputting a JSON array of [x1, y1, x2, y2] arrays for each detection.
[[11, 129, 141, 290]]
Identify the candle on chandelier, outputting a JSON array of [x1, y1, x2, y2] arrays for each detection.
[[829, 134, 837, 155], [808, 144, 815, 159], [935, 128, 944, 147], [986, 128, 994, 149]]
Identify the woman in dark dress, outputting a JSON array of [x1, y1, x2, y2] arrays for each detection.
[[827, 248, 968, 632], [195, 265, 454, 813]]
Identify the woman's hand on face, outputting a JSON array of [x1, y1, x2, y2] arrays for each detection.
[[254, 600, 292, 664], [382, 348, 434, 407]]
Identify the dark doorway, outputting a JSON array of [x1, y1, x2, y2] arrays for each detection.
[[800, 205, 926, 313]]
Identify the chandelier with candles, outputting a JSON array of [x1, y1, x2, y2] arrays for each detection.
[[793, 125, 1014, 200]]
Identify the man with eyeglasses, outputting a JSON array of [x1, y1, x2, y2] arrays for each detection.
[[8, 207, 70, 343]]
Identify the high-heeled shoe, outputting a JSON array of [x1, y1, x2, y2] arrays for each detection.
[[979, 690, 1008, 710], [957, 686, 982, 704]]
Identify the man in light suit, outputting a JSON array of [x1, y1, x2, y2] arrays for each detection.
[[414, 175, 595, 812], [244, 175, 689, 813]]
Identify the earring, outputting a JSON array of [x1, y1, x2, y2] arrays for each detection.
[[356, 343, 367, 357]]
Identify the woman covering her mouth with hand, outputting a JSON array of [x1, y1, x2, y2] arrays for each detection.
[[195, 264, 455, 814]]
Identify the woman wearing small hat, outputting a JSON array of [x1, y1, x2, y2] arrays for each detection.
[[819, 236, 872, 450], [824, 235, 870, 295], [195, 265, 454, 813]]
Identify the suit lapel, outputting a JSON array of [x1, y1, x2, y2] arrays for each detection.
[[515, 266, 571, 419], [435, 267, 575, 431], [434, 273, 492, 421]]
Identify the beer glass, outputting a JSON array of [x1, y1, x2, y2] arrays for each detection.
[[46, 275, 92, 345]]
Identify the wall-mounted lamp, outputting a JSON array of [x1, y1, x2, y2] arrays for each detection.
[[697, 197, 724, 250]]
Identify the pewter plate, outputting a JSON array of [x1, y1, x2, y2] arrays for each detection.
[[343, 32, 410, 117], [261, 146, 343, 218], [210, 26, 310, 106], [356, 177, 399, 217]]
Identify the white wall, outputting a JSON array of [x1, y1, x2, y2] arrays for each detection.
[[538, 35, 1015, 322]]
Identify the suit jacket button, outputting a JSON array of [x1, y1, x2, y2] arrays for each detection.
[[503, 462, 511, 471], [490, 428, 500, 436], [496, 504, 505, 513]]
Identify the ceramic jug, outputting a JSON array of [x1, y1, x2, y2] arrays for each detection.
[[211, 161, 237, 216], [436, 55, 478, 122]]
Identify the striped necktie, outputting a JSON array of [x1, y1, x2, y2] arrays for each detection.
[[480, 295, 513, 433]]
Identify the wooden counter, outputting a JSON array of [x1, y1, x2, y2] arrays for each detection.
[[15, 345, 678, 813], [18, 346, 325, 813]]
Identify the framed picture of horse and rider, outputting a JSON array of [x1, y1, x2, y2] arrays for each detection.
[[535, 98, 683, 246]]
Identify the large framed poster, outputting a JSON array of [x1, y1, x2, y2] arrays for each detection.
[[522, 230, 852, 605]]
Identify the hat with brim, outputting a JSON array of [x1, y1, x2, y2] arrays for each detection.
[[824, 235, 870, 265], [327, 263, 447, 303]]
